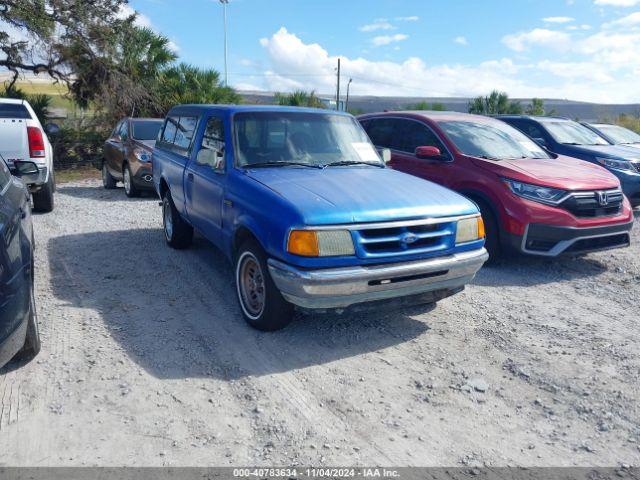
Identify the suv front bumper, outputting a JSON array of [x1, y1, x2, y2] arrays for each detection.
[[267, 248, 488, 309], [505, 220, 633, 256]]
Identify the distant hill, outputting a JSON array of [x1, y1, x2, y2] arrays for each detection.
[[240, 91, 640, 122]]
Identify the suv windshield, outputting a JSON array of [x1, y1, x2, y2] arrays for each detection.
[[595, 124, 640, 145], [439, 120, 551, 160], [234, 111, 383, 167], [131, 120, 163, 140], [541, 120, 609, 146]]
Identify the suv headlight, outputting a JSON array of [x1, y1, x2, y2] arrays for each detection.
[[133, 148, 151, 162], [596, 157, 636, 172], [455, 216, 485, 245], [287, 230, 355, 257], [503, 178, 566, 205]]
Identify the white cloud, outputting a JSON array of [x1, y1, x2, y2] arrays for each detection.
[[502, 28, 572, 52], [117, 4, 153, 28], [371, 33, 408, 46], [250, 27, 640, 103], [594, 0, 640, 5], [454, 36, 468, 46], [603, 11, 640, 28], [395, 16, 419, 22], [543, 16, 575, 23], [359, 21, 394, 32]]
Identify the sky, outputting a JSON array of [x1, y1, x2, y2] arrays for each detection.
[[128, 0, 640, 103]]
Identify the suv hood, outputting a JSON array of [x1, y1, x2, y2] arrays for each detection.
[[470, 155, 620, 191], [245, 167, 479, 225], [133, 139, 155, 150], [562, 143, 640, 160]]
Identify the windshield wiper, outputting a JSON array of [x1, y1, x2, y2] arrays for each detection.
[[477, 155, 500, 160], [245, 161, 323, 169], [321, 160, 384, 168], [561, 142, 584, 145]]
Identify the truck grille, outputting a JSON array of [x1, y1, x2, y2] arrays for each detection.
[[351, 219, 457, 259], [559, 189, 623, 218]]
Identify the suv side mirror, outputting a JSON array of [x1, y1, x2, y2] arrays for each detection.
[[415, 146, 445, 160], [113, 134, 122, 143], [45, 123, 60, 136], [12, 160, 40, 183], [533, 137, 548, 148], [378, 148, 391, 164]]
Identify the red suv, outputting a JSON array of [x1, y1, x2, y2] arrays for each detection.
[[358, 111, 633, 259]]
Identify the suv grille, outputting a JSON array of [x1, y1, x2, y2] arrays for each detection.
[[559, 189, 623, 218], [351, 219, 457, 259]]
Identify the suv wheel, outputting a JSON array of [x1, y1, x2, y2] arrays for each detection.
[[14, 287, 41, 362], [235, 239, 294, 331], [162, 190, 193, 249], [123, 165, 140, 198], [102, 162, 117, 189], [476, 199, 500, 262]]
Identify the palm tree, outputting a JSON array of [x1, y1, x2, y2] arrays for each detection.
[[158, 63, 241, 113], [274, 90, 325, 108], [468, 90, 523, 115]]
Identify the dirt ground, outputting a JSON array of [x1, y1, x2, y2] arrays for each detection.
[[1, 179, 639, 467]]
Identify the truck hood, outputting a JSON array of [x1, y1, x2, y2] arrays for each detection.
[[562, 143, 640, 160], [245, 166, 479, 225], [0, 119, 27, 164], [470, 155, 620, 191]]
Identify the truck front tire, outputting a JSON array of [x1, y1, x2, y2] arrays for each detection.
[[235, 239, 294, 331], [32, 172, 54, 213], [15, 287, 41, 362], [162, 190, 193, 249]]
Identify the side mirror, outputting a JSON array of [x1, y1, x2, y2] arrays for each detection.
[[44, 123, 60, 136], [113, 134, 122, 143], [415, 146, 443, 159], [378, 148, 391, 164], [197, 147, 225, 171], [12, 161, 40, 183], [533, 137, 548, 148]]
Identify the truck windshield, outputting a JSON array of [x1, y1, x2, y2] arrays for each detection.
[[234, 111, 383, 167], [131, 120, 163, 140], [439, 120, 551, 160], [541, 120, 609, 146], [594, 124, 640, 145]]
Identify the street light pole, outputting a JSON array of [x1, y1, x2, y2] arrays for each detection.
[[220, 0, 229, 87], [345, 78, 353, 112]]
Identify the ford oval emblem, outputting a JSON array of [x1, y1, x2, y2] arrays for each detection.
[[400, 233, 419, 245]]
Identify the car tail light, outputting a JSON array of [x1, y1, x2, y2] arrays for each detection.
[[27, 127, 46, 158]]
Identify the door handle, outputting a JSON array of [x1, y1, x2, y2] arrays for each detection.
[[187, 172, 194, 182]]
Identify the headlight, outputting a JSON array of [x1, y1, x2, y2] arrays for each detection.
[[287, 230, 355, 257], [456, 216, 485, 245], [596, 157, 636, 172], [133, 148, 151, 162], [503, 178, 566, 205]]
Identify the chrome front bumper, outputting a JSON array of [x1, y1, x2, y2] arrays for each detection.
[[267, 248, 488, 309]]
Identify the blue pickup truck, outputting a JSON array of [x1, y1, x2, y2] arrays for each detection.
[[152, 105, 488, 330]]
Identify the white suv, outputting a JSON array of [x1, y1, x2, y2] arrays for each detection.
[[0, 98, 55, 212]]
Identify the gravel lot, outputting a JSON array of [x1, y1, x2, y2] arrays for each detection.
[[1, 178, 639, 467]]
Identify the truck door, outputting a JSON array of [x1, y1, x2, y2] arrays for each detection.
[[104, 120, 126, 179], [184, 115, 226, 247]]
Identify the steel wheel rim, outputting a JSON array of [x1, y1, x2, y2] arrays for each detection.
[[124, 168, 131, 194], [163, 200, 173, 240], [238, 253, 265, 318]]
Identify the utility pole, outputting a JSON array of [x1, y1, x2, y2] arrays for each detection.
[[220, 0, 229, 87], [335, 57, 341, 111], [345, 78, 353, 112]]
